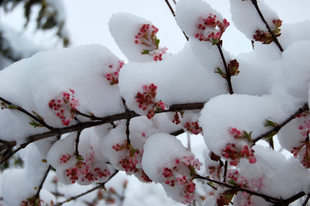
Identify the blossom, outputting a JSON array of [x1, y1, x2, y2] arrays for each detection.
[[48, 89, 80, 126]]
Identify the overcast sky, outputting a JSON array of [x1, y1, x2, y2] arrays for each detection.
[[1, 0, 309, 61]]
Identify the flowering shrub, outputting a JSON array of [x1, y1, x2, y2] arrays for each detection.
[[0, 0, 309, 206]]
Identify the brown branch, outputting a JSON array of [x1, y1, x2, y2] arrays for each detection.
[[194, 174, 279, 204], [223, 160, 228, 182], [35, 165, 51, 199], [0, 97, 55, 131], [164, 0, 189, 41], [252, 103, 309, 144], [216, 42, 234, 94], [302, 193, 310, 206], [54, 170, 119, 206], [0, 102, 205, 164], [75, 130, 82, 156], [250, 0, 284, 52]]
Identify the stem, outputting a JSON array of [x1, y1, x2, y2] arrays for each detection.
[[194, 174, 279, 204], [252, 103, 309, 144], [302, 194, 310, 206], [0, 97, 55, 130], [35, 165, 51, 199], [250, 0, 284, 52], [54, 170, 119, 206], [164, 0, 189, 41], [223, 161, 228, 182], [216, 42, 234, 94], [75, 130, 82, 156]]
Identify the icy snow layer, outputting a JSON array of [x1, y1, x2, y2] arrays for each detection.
[[0, 44, 124, 144]]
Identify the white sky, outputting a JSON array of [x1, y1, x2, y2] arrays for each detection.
[[1, 0, 309, 61]]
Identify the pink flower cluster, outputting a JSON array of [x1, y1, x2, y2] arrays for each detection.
[[253, 19, 282, 44], [290, 118, 310, 168], [161, 155, 202, 204], [112, 141, 152, 182], [104, 60, 125, 85], [195, 14, 230, 44], [60, 149, 111, 184], [299, 119, 310, 138], [48, 89, 80, 126], [112, 141, 140, 173], [224, 170, 266, 206], [134, 23, 168, 61], [135, 84, 169, 119], [183, 121, 203, 135], [221, 127, 256, 166]]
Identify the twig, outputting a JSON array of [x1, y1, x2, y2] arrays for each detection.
[[54, 170, 119, 206], [0, 102, 205, 165], [75, 130, 82, 156], [194, 174, 279, 204], [0, 97, 55, 130], [216, 42, 234, 94], [223, 161, 228, 182], [164, 0, 189, 41], [252, 103, 309, 144], [35, 165, 51, 199], [250, 0, 284, 52], [302, 194, 310, 206]]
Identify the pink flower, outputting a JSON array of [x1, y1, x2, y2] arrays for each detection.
[[48, 89, 80, 126], [194, 13, 230, 44]]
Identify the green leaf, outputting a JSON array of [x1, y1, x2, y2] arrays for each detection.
[[29, 121, 43, 128], [8, 104, 17, 109], [214, 67, 227, 78], [76, 155, 84, 161], [141, 50, 150, 55], [264, 119, 278, 127], [155, 38, 160, 45], [243, 131, 252, 142]]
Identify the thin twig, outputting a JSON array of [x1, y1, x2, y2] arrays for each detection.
[[75, 130, 82, 156], [194, 174, 279, 204], [164, 0, 189, 41], [216, 42, 234, 94], [54, 170, 119, 206], [35, 165, 51, 199], [223, 161, 228, 182], [252, 103, 309, 144], [302, 194, 310, 206], [0, 97, 55, 130], [250, 0, 284, 52]]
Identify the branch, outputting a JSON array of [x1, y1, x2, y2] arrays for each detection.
[[35, 165, 51, 199], [54, 170, 119, 206], [0, 102, 205, 165], [250, 0, 284, 52], [302, 193, 310, 206], [75, 130, 82, 156], [252, 103, 309, 144], [0, 97, 55, 130], [216, 42, 234, 94], [194, 174, 280, 204], [164, 0, 189, 41]]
